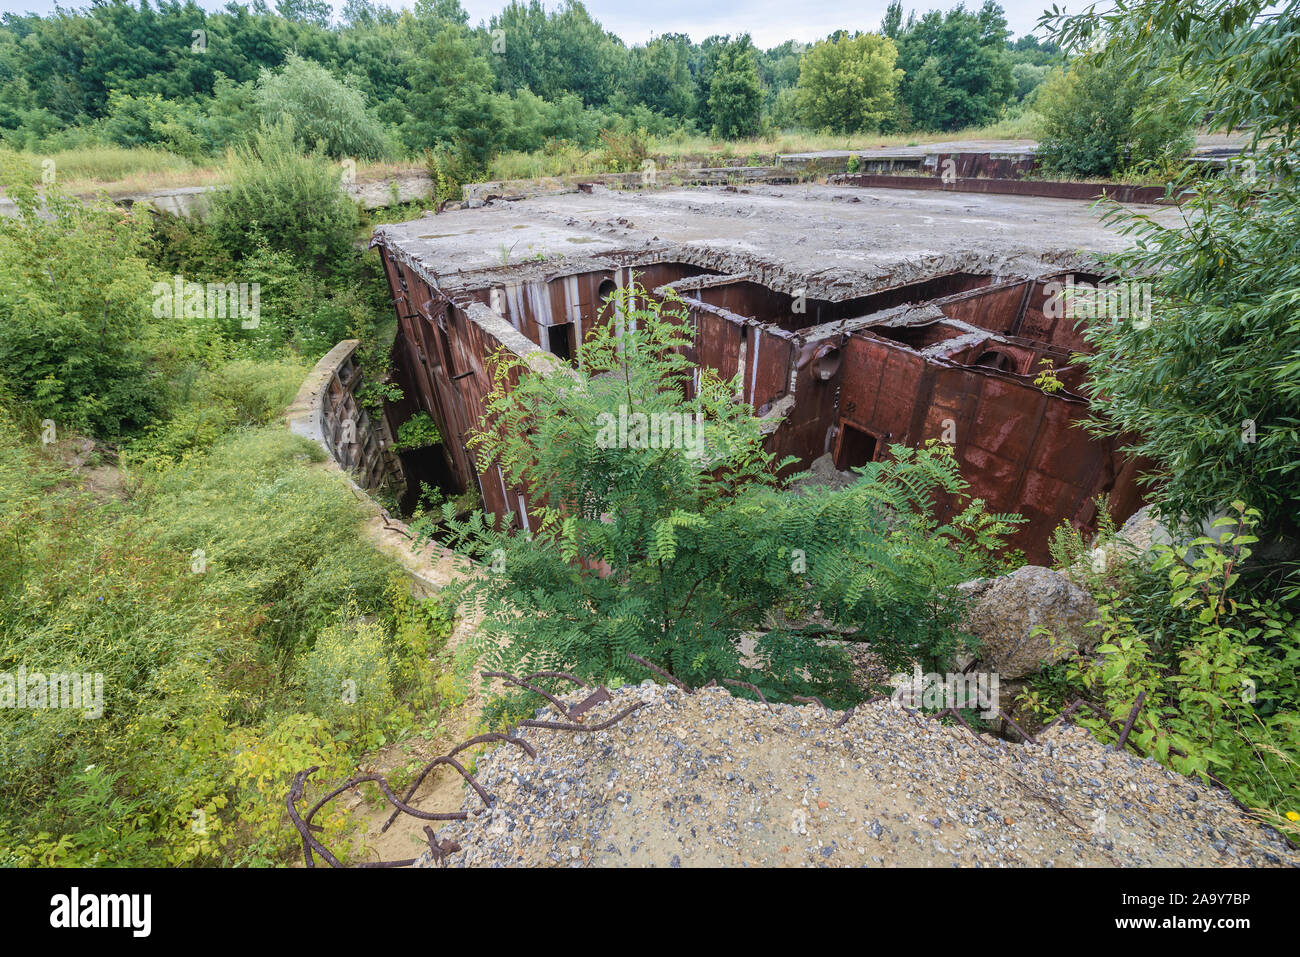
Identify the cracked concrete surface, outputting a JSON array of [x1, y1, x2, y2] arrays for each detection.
[[373, 182, 1183, 301]]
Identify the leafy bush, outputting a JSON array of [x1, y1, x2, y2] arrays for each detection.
[[209, 121, 359, 272], [597, 126, 648, 172], [124, 358, 305, 471], [425, 144, 483, 204], [253, 53, 392, 161], [298, 614, 395, 728], [392, 411, 443, 452], [1023, 504, 1300, 838], [795, 33, 902, 134], [0, 153, 164, 437], [139, 427, 395, 674], [1033, 57, 1193, 178]]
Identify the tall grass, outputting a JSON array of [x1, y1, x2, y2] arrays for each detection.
[[0, 145, 219, 194]]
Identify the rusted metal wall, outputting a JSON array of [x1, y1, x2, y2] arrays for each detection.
[[378, 243, 1144, 563], [836, 332, 1139, 563], [925, 151, 1036, 179]]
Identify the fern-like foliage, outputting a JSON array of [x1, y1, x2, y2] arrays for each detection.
[[428, 283, 1021, 705]]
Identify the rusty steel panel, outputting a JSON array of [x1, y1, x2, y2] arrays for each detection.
[[930, 151, 1036, 179], [376, 237, 1146, 565], [939, 282, 1028, 335]]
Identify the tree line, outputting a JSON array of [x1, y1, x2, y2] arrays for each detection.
[[0, 0, 1060, 166]]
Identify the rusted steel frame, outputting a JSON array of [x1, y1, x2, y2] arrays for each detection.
[[722, 678, 772, 710], [567, 686, 612, 720], [1041, 697, 1148, 756], [519, 701, 648, 732], [894, 702, 928, 729], [626, 653, 693, 693], [382, 732, 536, 832], [1114, 690, 1147, 752], [484, 670, 571, 718], [423, 825, 463, 865], [290, 767, 472, 869], [935, 707, 1001, 749], [1040, 698, 1085, 733], [833, 695, 887, 729], [306, 767, 479, 832]]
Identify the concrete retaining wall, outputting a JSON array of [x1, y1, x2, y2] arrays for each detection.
[[286, 338, 404, 493]]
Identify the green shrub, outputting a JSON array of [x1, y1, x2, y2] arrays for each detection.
[[432, 285, 1017, 702], [0, 153, 164, 437], [124, 358, 305, 471], [209, 121, 359, 272], [1033, 57, 1193, 178], [392, 411, 442, 452], [298, 614, 395, 729], [253, 53, 392, 161], [425, 144, 482, 204], [1022, 504, 1300, 839], [0, 398, 446, 866], [139, 427, 396, 674]]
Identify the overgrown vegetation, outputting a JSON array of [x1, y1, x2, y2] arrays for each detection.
[[0, 0, 1072, 182], [0, 86, 451, 864], [1027, 505, 1300, 838], [1019, 0, 1300, 836], [426, 286, 1018, 704]]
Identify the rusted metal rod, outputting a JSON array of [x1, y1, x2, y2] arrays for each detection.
[[1114, 690, 1147, 753], [626, 653, 692, 693]]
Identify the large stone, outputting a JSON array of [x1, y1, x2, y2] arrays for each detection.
[[958, 565, 1100, 680]]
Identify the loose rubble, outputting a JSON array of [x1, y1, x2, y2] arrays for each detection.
[[418, 682, 1298, 868]]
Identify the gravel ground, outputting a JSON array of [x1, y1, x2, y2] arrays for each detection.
[[420, 682, 1298, 868]]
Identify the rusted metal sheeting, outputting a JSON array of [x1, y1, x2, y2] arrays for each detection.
[[838, 334, 1139, 564], [927, 151, 1037, 179]]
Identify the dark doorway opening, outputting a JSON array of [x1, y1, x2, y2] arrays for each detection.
[[835, 423, 878, 471], [396, 441, 460, 517], [547, 322, 575, 361]]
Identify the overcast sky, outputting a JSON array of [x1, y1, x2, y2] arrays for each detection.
[[0, 0, 1064, 48]]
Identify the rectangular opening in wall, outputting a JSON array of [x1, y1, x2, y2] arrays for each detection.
[[547, 322, 575, 361], [835, 423, 878, 471]]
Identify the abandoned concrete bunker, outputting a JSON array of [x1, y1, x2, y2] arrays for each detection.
[[372, 183, 1161, 564]]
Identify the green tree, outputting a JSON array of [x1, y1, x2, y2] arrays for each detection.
[[795, 32, 902, 134], [433, 285, 1016, 698], [400, 19, 502, 163], [208, 120, 359, 273], [1039, 0, 1300, 539], [630, 33, 694, 119], [707, 37, 762, 139], [894, 1, 1014, 130], [253, 52, 390, 160], [1033, 57, 1192, 177]]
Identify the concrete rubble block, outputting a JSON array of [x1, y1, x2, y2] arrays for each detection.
[[958, 565, 1100, 680]]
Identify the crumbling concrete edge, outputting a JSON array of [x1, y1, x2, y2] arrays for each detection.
[[286, 339, 450, 595]]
